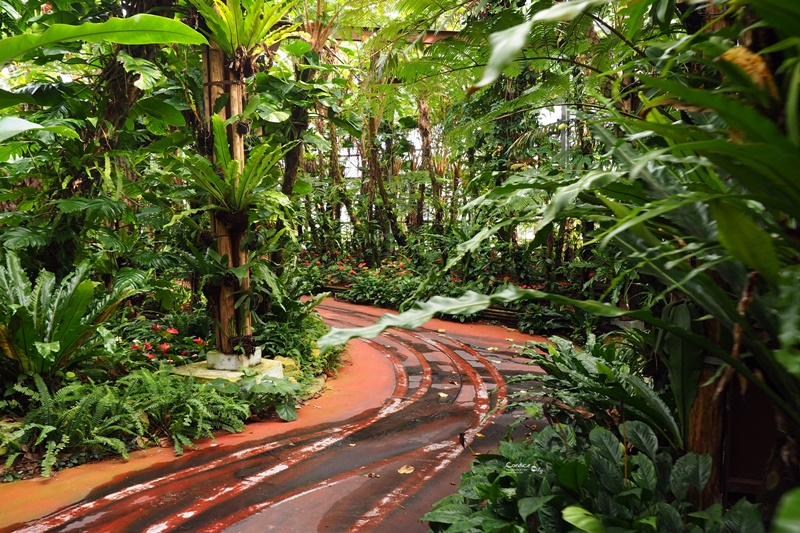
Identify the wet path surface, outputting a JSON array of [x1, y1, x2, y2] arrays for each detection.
[[0, 298, 544, 533]]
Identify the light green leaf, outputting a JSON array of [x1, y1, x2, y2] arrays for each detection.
[[0, 14, 207, 66], [532, 0, 611, 22], [0, 116, 37, 140], [34, 341, 60, 357], [562, 506, 606, 533], [772, 488, 800, 533], [470, 20, 533, 93]]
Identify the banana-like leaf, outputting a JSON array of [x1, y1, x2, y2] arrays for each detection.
[[0, 116, 79, 143], [0, 14, 207, 67]]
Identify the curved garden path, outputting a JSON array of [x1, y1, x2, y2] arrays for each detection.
[[0, 298, 544, 533]]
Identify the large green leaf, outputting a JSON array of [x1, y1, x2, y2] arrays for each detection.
[[710, 200, 779, 284], [0, 89, 35, 109], [135, 97, 186, 127], [670, 453, 711, 501], [0, 116, 79, 143], [562, 505, 605, 533], [772, 487, 800, 533], [470, 20, 533, 93], [0, 14, 207, 66], [620, 421, 659, 461], [589, 427, 622, 462]]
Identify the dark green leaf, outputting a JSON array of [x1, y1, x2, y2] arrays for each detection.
[[557, 458, 589, 492], [518, 496, 555, 521], [136, 97, 186, 127], [621, 421, 659, 461], [589, 427, 622, 462], [670, 453, 711, 501], [710, 200, 779, 284]]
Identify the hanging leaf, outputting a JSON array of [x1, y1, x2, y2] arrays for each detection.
[[470, 20, 532, 94], [532, 0, 611, 22], [0, 89, 35, 110], [0, 14, 207, 66], [0, 116, 79, 142]]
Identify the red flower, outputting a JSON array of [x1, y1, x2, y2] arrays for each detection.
[[315, 261, 321, 266], [144, 341, 153, 350], [193, 337, 204, 344], [588, 272, 595, 278], [130, 344, 140, 351], [145, 353, 155, 360], [166, 327, 179, 335], [152, 324, 163, 331], [160, 342, 170, 354], [181, 350, 188, 356]]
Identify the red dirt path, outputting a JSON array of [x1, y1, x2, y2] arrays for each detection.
[[0, 297, 544, 532]]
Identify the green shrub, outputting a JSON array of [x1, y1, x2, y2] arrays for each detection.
[[425, 422, 764, 532]]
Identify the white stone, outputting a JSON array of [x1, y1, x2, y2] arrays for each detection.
[[206, 347, 263, 371]]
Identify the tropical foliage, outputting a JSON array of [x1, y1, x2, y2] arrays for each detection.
[[0, 0, 797, 526]]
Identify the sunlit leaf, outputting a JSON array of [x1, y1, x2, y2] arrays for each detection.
[[0, 14, 207, 66]]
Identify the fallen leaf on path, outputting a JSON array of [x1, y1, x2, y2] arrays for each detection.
[[491, 360, 502, 364], [449, 380, 457, 385], [438, 392, 448, 398], [437, 329, 446, 333], [365, 472, 380, 478], [349, 443, 356, 447], [487, 347, 499, 351], [476, 433, 485, 438], [505, 338, 514, 342], [398, 465, 415, 474]]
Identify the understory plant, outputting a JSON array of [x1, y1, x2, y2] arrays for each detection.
[[0, 364, 306, 478], [0, 251, 133, 383], [424, 422, 764, 532]]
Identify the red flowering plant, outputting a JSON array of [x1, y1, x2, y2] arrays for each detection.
[[120, 314, 212, 371]]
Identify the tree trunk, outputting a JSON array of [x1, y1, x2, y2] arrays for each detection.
[[202, 41, 251, 353]]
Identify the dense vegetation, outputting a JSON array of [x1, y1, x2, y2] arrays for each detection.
[[0, 0, 799, 529]]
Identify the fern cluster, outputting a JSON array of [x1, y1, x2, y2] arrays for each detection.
[[1, 367, 258, 478], [119, 368, 249, 455]]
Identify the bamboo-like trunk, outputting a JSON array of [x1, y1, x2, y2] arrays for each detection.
[[203, 41, 251, 352]]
